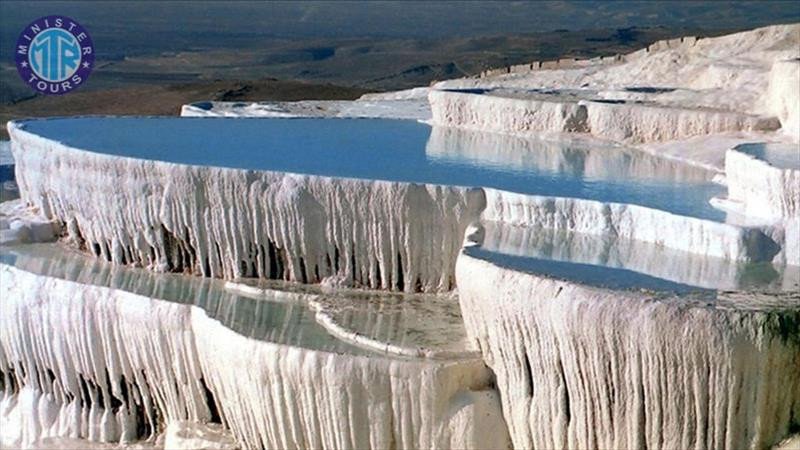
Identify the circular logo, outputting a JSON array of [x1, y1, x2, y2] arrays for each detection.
[[15, 15, 94, 95]]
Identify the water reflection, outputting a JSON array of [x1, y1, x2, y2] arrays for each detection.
[[470, 221, 800, 293], [735, 142, 800, 170], [311, 292, 470, 355], [0, 244, 364, 355], [0, 243, 472, 357], [20, 117, 726, 221], [426, 126, 714, 184], [425, 126, 726, 221]]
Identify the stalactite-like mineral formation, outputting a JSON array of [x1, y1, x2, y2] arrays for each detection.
[[456, 248, 800, 450], [0, 246, 510, 449]]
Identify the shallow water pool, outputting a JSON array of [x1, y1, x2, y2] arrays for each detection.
[[470, 222, 799, 294], [0, 243, 471, 358], [736, 142, 800, 170], [18, 117, 727, 221]]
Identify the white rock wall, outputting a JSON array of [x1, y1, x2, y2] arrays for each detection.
[[456, 251, 800, 450], [0, 265, 212, 447], [478, 221, 799, 291], [428, 89, 780, 144], [428, 90, 588, 134], [193, 311, 509, 450], [481, 188, 778, 262], [9, 123, 484, 293], [767, 59, 800, 141], [437, 25, 800, 122], [0, 263, 511, 449], [725, 147, 800, 220], [584, 101, 780, 144]]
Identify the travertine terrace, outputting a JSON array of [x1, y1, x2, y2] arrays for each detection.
[[2, 24, 799, 449]]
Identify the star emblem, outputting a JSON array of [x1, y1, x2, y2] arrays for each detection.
[[20, 61, 28, 68], [82, 61, 91, 69]]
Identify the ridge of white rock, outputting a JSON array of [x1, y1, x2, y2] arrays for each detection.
[[193, 310, 508, 450], [13, 116, 796, 295], [636, 132, 794, 173], [0, 259, 511, 450], [584, 100, 780, 144], [456, 249, 800, 450], [429, 90, 588, 135], [9, 123, 484, 292], [181, 87, 431, 121], [478, 221, 800, 292], [767, 59, 800, 141], [724, 144, 800, 220], [430, 24, 799, 144], [429, 90, 780, 144], [0, 199, 59, 245], [0, 265, 213, 447], [357, 87, 431, 101], [716, 143, 800, 266], [482, 188, 780, 263]]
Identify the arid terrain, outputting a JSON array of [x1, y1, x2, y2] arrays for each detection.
[[0, 79, 367, 139], [1, 25, 767, 140], [1, 1, 798, 446]]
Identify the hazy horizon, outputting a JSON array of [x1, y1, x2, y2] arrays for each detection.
[[2, 1, 798, 102], [2, 1, 798, 46]]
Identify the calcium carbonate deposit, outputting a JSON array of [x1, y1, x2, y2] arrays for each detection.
[[456, 249, 799, 450], [2, 24, 799, 450], [0, 244, 508, 449]]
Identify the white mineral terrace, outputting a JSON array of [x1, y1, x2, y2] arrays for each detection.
[[456, 248, 800, 450], [470, 221, 799, 293], [431, 25, 800, 141], [0, 243, 508, 449], [1, 23, 799, 450], [6, 113, 797, 292]]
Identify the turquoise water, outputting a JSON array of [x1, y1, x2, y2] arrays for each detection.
[[19, 117, 727, 221]]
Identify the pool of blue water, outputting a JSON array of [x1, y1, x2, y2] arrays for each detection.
[[467, 245, 713, 294], [19, 117, 726, 221], [470, 223, 799, 294], [736, 143, 800, 170]]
